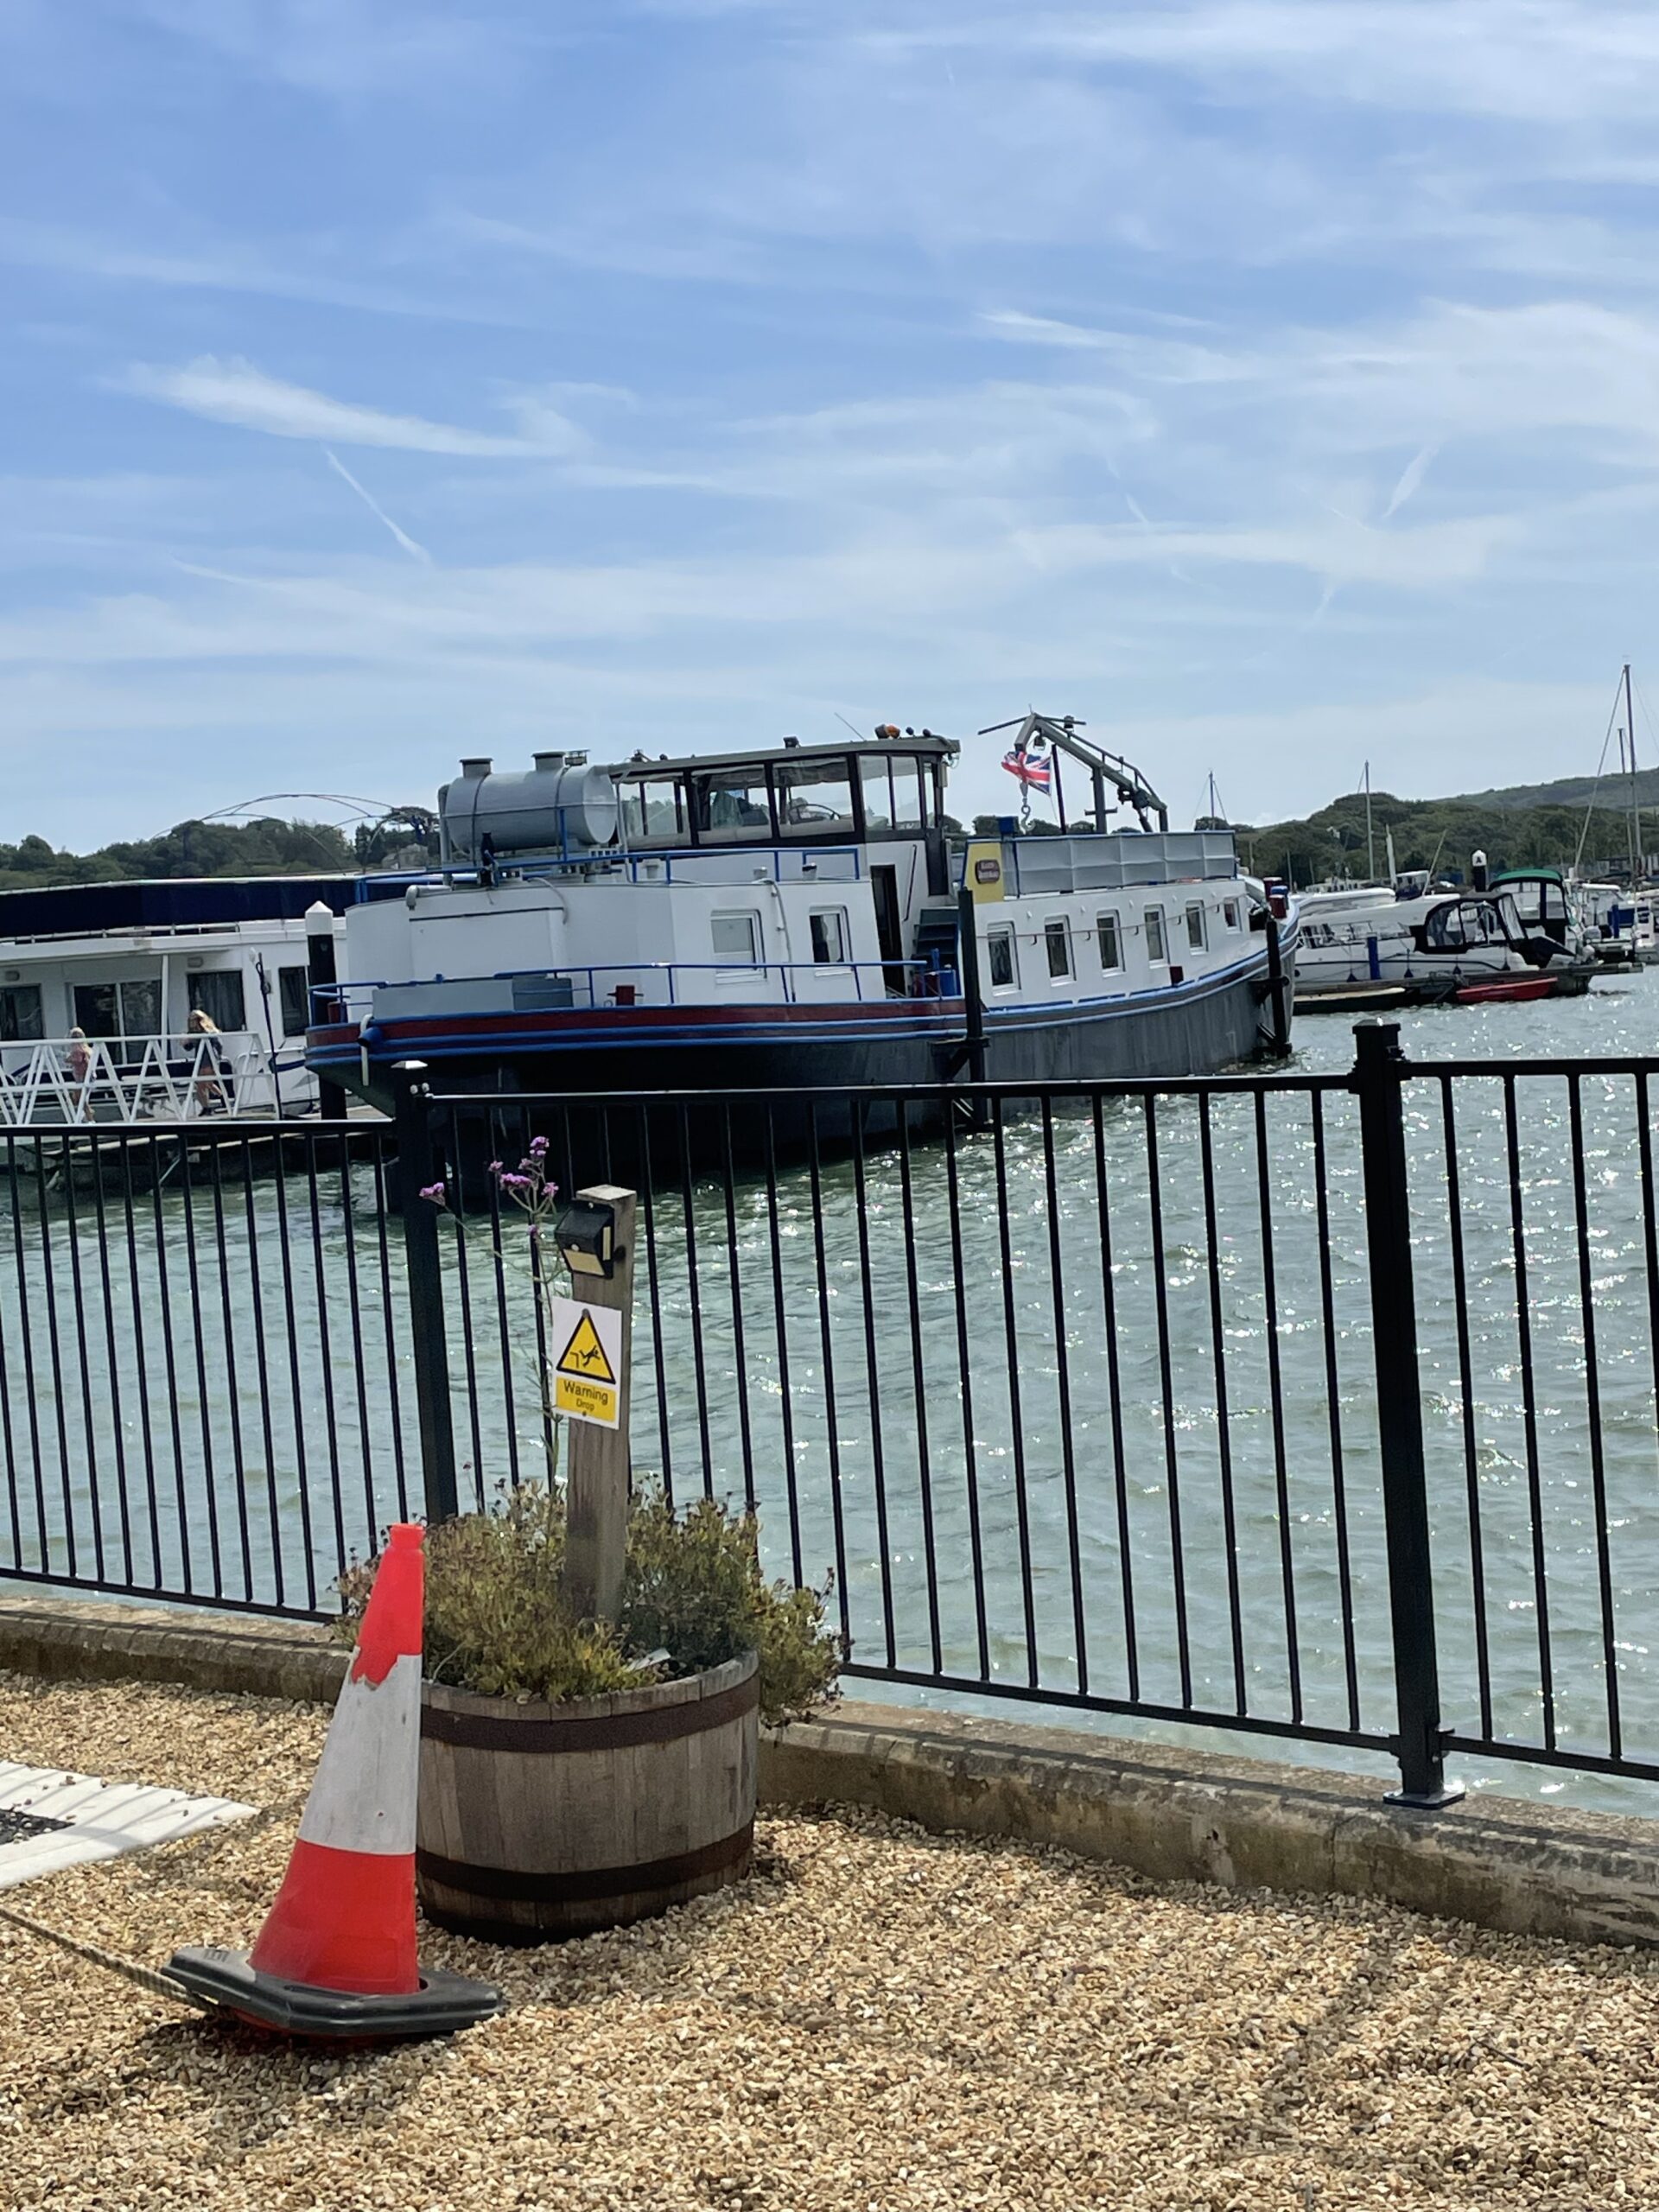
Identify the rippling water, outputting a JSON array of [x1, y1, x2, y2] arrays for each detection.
[[3, 977, 1657, 1815]]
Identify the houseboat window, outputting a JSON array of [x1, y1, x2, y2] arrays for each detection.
[[1145, 907, 1167, 963], [777, 758, 855, 830], [987, 926, 1017, 988], [691, 771, 773, 839], [1185, 902, 1207, 951], [1045, 919, 1072, 979], [1224, 899, 1240, 930], [120, 979, 161, 1039], [809, 909, 849, 964], [188, 971, 247, 1031], [73, 982, 118, 1038], [278, 964, 311, 1036], [1096, 912, 1122, 970], [711, 912, 761, 967], [0, 984, 41, 1042]]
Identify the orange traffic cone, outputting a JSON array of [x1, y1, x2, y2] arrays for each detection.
[[169, 1525, 501, 2039]]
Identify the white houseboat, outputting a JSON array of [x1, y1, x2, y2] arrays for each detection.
[[308, 720, 1298, 1110], [0, 877, 355, 1123]]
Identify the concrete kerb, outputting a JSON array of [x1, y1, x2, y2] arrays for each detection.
[[3, 1592, 1657, 1949]]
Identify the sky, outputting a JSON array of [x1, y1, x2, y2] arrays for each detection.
[[5, 1, 1659, 845]]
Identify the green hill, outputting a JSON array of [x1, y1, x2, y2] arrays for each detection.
[[1235, 779, 1653, 890]]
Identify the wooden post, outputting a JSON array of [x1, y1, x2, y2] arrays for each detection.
[[561, 1183, 636, 1625]]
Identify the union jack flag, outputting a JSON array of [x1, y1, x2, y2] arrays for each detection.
[[1002, 747, 1052, 794]]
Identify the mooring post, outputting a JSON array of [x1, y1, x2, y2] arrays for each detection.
[[304, 901, 349, 1124], [955, 882, 989, 1129], [391, 1059, 459, 1526], [1353, 1020, 1462, 1808], [558, 1185, 637, 1624], [1262, 905, 1292, 1057]]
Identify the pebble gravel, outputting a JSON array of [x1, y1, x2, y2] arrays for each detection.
[[2, 1671, 1657, 2210]]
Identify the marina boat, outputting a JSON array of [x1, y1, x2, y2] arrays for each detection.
[[1295, 859, 1596, 1007], [0, 875, 359, 1124], [306, 719, 1298, 1113]]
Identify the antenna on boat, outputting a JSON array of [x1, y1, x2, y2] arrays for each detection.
[[834, 713, 866, 742], [1363, 760, 1376, 884], [1625, 662, 1642, 886]]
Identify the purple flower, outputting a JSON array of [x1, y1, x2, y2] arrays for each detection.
[[418, 1182, 446, 1204], [529, 1135, 550, 1156], [486, 1159, 503, 1176], [499, 1172, 533, 1192]]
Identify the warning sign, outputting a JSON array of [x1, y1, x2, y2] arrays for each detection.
[[548, 1296, 624, 1428]]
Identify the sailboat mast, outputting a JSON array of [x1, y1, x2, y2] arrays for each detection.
[[1626, 662, 1642, 885], [1364, 760, 1375, 882]]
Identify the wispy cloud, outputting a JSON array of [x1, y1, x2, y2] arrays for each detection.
[[1381, 443, 1438, 521], [118, 358, 583, 457]]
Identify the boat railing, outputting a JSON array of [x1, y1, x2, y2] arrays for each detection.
[[0, 1032, 290, 1127], [340, 957, 952, 1023]]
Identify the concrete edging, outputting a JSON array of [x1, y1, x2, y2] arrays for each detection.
[[3, 1592, 1656, 1948]]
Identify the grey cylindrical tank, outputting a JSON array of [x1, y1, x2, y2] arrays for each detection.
[[438, 751, 620, 859]]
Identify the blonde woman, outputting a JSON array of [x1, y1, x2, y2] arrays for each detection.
[[185, 1006, 229, 1114], [65, 1026, 93, 1122]]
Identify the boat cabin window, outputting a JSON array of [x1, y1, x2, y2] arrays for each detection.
[[122, 978, 161, 1039], [1097, 912, 1122, 971], [1045, 919, 1072, 979], [74, 976, 162, 1046], [987, 925, 1017, 988], [1145, 907, 1167, 964], [620, 776, 686, 844], [809, 909, 849, 964], [1185, 901, 1207, 951], [73, 982, 119, 1039], [1224, 899, 1241, 931], [711, 911, 761, 967], [1426, 899, 1508, 951], [776, 758, 855, 831], [859, 753, 927, 832], [279, 964, 311, 1036], [0, 984, 41, 1041], [692, 770, 773, 840], [188, 971, 247, 1031]]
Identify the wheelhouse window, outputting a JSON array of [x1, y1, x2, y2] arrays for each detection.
[[1045, 919, 1072, 979], [188, 971, 247, 1032], [809, 909, 849, 964], [860, 753, 926, 831], [1224, 899, 1240, 931], [1097, 912, 1122, 970], [775, 758, 855, 830], [691, 771, 773, 839], [620, 776, 685, 843], [1145, 907, 1167, 963], [0, 984, 41, 1041], [1185, 901, 1207, 951], [987, 926, 1017, 988], [711, 911, 761, 967], [278, 964, 311, 1036]]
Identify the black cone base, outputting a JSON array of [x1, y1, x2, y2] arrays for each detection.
[[168, 1945, 505, 2040]]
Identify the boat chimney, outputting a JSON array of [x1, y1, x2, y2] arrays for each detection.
[[533, 750, 567, 773], [458, 756, 492, 779]]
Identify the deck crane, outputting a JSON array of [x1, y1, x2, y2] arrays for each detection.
[[980, 712, 1169, 835]]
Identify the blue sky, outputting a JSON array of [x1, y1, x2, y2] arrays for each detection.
[[4, 1, 1659, 845]]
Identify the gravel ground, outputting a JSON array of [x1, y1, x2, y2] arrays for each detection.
[[1, 1675, 1658, 2212]]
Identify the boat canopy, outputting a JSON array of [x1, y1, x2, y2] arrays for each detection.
[[610, 733, 958, 849]]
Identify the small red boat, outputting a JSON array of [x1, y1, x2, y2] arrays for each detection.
[[1453, 975, 1558, 1005]]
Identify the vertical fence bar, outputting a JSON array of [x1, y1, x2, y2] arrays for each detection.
[[1353, 1021, 1461, 1807], [392, 1062, 459, 1524]]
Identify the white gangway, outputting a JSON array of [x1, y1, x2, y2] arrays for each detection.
[[0, 1033, 296, 1128]]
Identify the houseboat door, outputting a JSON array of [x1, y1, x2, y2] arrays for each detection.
[[871, 865, 906, 995]]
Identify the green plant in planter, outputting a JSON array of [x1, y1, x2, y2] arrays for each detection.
[[339, 1482, 841, 1726]]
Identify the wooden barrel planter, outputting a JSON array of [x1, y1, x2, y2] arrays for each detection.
[[416, 1651, 758, 1944]]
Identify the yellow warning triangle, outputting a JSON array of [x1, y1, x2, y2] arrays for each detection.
[[556, 1310, 616, 1387]]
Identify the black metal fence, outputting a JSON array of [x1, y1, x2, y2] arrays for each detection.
[[3, 1027, 1659, 1808]]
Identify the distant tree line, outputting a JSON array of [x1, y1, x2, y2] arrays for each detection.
[[0, 814, 439, 893], [1232, 787, 1656, 890]]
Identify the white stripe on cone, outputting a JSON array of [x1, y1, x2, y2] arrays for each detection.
[[295, 1651, 422, 1858]]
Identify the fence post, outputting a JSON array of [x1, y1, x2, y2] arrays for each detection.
[[391, 1059, 459, 1526], [1353, 1020, 1462, 1808]]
